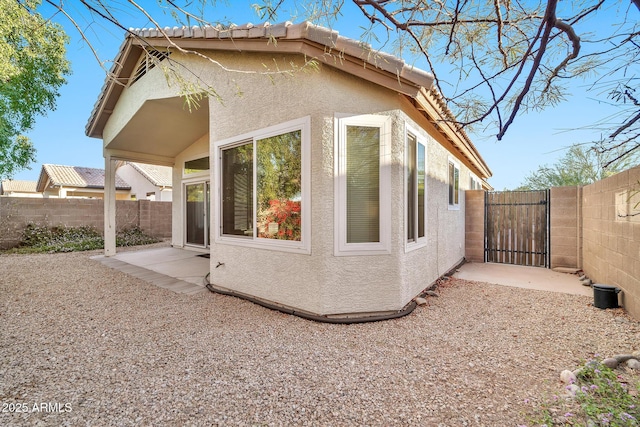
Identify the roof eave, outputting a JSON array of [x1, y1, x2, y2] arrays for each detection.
[[85, 22, 434, 138], [414, 88, 493, 180], [86, 38, 142, 139]]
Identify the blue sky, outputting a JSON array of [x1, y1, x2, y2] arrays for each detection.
[[12, 0, 626, 189]]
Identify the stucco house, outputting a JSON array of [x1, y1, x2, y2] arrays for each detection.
[[0, 180, 41, 197], [86, 21, 492, 319], [117, 162, 173, 201], [34, 163, 171, 200], [36, 164, 132, 199]]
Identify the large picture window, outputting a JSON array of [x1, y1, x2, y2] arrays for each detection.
[[406, 128, 426, 249], [335, 114, 391, 256], [256, 130, 302, 241], [216, 117, 310, 253]]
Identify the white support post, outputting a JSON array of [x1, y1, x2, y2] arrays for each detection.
[[104, 155, 117, 256]]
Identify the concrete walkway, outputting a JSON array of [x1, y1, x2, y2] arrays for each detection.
[[454, 262, 593, 297], [92, 247, 210, 295]]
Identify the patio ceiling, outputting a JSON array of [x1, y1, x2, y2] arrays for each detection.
[[105, 96, 209, 159]]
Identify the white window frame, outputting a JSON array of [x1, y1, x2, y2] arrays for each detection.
[[213, 116, 311, 255], [405, 124, 428, 252], [182, 154, 210, 179], [470, 173, 482, 190], [334, 113, 391, 256], [183, 180, 210, 248], [448, 157, 460, 210]]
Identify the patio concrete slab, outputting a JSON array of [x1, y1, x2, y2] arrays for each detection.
[[454, 262, 593, 297], [92, 247, 210, 295]]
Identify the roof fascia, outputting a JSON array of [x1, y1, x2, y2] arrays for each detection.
[[35, 166, 52, 192], [128, 37, 425, 97], [86, 39, 144, 138], [414, 89, 492, 179], [87, 30, 431, 138]]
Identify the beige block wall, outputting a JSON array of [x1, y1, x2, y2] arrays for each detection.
[[550, 186, 582, 269], [465, 190, 485, 262], [0, 197, 172, 249], [582, 166, 640, 320]]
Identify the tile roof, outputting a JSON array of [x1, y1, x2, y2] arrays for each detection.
[[129, 162, 172, 187], [37, 164, 131, 191], [85, 21, 434, 139], [1, 180, 38, 194], [133, 21, 434, 87], [85, 20, 491, 180]]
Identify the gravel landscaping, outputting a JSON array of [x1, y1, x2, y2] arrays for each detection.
[[1, 248, 639, 426]]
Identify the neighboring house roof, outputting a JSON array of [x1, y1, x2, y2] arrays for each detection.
[[1, 180, 38, 194], [86, 21, 491, 179], [36, 164, 131, 192], [128, 162, 172, 187]]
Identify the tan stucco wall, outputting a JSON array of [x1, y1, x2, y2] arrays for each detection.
[[101, 64, 184, 147], [582, 166, 640, 319], [550, 186, 582, 269], [103, 50, 476, 316], [201, 52, 471, 315]]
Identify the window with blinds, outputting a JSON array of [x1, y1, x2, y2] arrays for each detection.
[[448, 159, 460, 209], [335, 114, 391, 256], [406, 128, 427, 249], [346, 125, 380, 243], [221, 143, 253, 236]]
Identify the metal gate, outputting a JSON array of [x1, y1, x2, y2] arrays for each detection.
[[485, 190, 550, 267]]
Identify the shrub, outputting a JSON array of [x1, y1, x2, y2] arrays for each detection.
[[525, 358, 639, 426], [6, 224, 161, 254], [116, 226, 161, 247]]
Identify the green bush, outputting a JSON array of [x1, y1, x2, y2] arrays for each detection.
[[6, 224, 161, 254], [526, 358, 639, 426], [116, 226, 161, 247]]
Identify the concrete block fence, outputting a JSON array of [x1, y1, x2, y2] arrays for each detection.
[[465, 164, 640, 320], [0, 197, 171, 249]]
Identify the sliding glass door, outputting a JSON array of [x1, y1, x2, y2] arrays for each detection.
[[185, 181, 210, 247]]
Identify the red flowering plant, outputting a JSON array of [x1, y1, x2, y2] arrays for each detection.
[[257, 199, 302, 241]]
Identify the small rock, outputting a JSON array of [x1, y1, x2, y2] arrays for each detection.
[[602, 358, 619, 369], [560, 370, 576, 384], [627, 359, 640, 370], [581, 279, 592, 287], [553, 267, 580, 274], [425, 291, 439, 297], [578, 275, 586, 281], [415, 297, 428, 306], [614, 354, 634, 363], [633, 350, 640, 359]]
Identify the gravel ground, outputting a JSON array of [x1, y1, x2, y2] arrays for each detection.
[[1, 248, 639, 426]]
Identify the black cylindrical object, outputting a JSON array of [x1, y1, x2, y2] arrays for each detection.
[[593, 284, 620, 309]]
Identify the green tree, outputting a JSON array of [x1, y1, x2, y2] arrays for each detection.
[[517, 144, 639, 190], [0, 0, 70, 178]]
